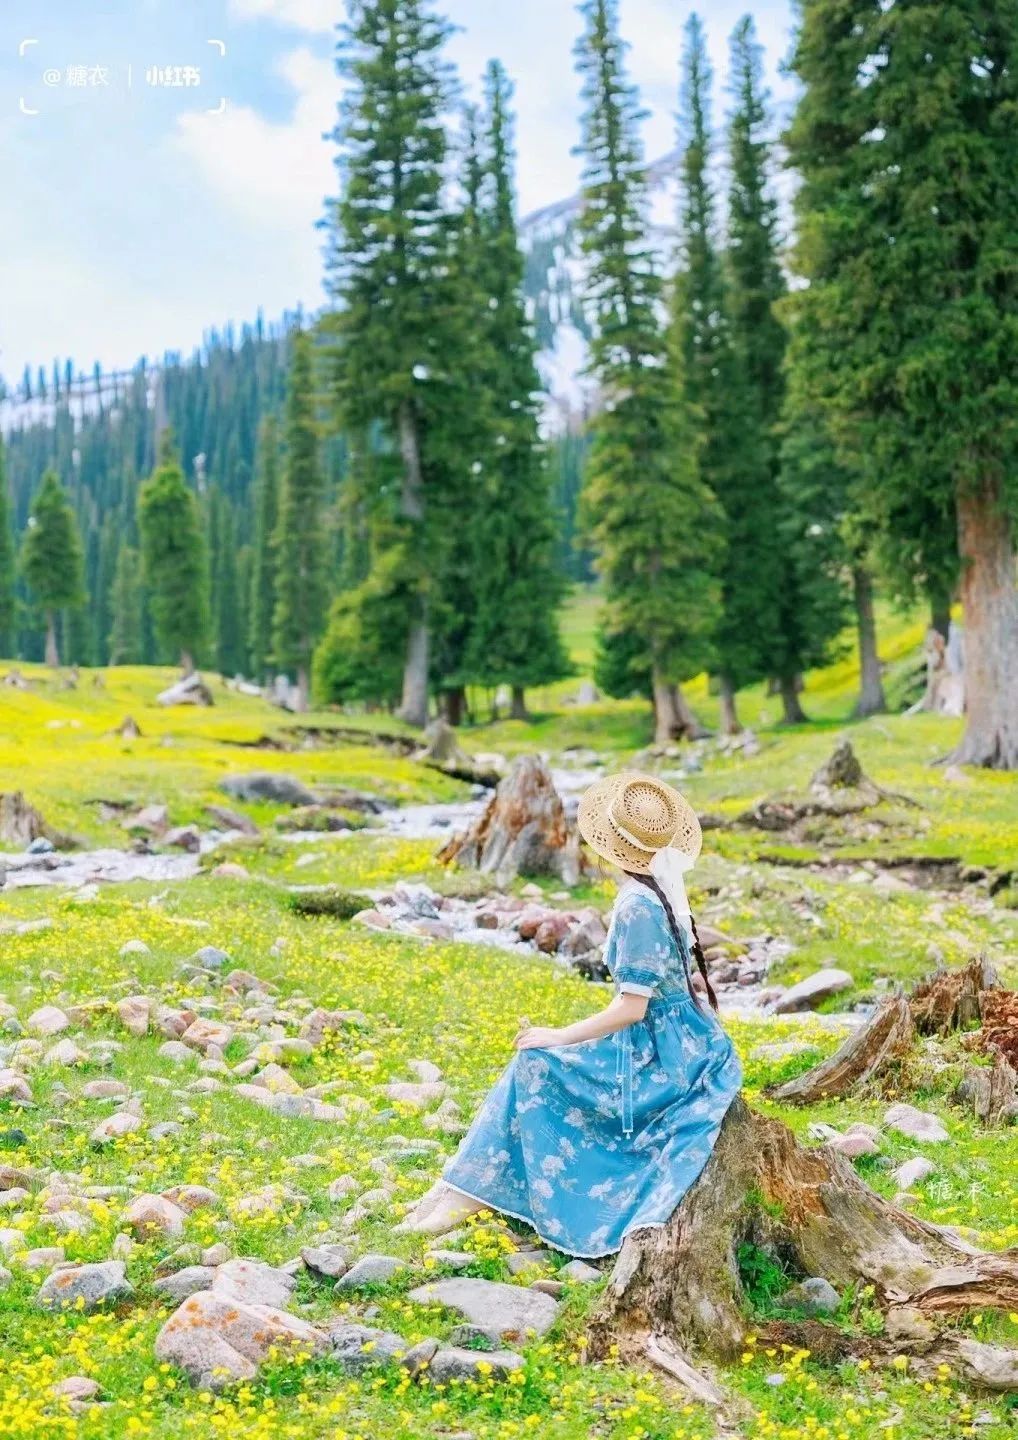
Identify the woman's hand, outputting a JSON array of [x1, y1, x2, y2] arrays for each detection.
[[514, 1021, 565, 1051]]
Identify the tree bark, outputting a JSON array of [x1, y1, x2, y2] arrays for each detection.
[[949, 472, 1018, 768], [651, 665, 679, 745], [295, 664, 310, 714], [718, 675, 741, 736], [510, 685, 529, 721], [589, 1097, 1018, 1392], [929, 587, 952, 643], [852, 564, 887, 716], [44, 613, 60, 669], [671, 683, 712, 740], [398, 610, 430, 729], [397, 398, 430, 729], [778, 674, 807, 724], [443, 686, 465, 727]]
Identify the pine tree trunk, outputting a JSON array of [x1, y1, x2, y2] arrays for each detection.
[[295, 664, 310, 714], [399, 610, 430, 729], [852, 564, 886, 717], [651, 667, 679, 745], [44, 613, 60, 669], [778, 674, 807, 723], [949, 473, 1018, 769], [443, 686, 465, 727], [510, 685, 528, 721], [718, 675, 741, 736], [397, 400, 430, 729], [671, 683, 711, 741]]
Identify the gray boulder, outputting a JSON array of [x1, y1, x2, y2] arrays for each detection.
[[407, 1276, 559, 1340], [154, 1290, 326, 1390], [36, 1260, 133, 1312], [770, 968, 853, 1014], [778, 1276, 841, 1316], [153, 1266, 216, 1302], [220, 773, 315, 807], [429, 1346, 525, 1382], [334, 1254, 404, 1289], [329, 1322, 411, 1372]]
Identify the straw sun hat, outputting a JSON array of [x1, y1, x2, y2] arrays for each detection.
[[577, 772, 702, 874]]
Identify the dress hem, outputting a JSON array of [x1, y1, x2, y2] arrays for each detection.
[[439, 1178, 675, 1261]]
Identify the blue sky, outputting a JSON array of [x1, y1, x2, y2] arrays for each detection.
[[0, 0, 796, 388]]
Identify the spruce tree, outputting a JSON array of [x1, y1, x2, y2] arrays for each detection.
[[21, 470, 85, 668], [786, 0, 1018, 765], [324, 0, 465, 726], [271, 327, 328, 710], [212, 494, 244, 676], [248, 414, 280, 683], [138, 436, 210, 673], [576, 0, 719, 744], [461, 61, 569, 719], [108, 543, 144, 664], [0, 435, 16, 656]]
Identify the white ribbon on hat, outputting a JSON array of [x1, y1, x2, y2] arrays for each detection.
[[649, 844, 694, 933]]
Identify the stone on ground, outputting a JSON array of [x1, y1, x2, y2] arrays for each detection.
[[769, 969, 854, 1013], [335, 1254, 405, 1289], [891, 1156, 936, 1189], [36, 1260, 133, 1312], [212, 1258, 295, 1309], [407, 1276, 559, 1341], [429, 1346, 525, 1381], [154, 1290, 326, 1390], [778, 1276, 841, 1315], [329, 1322, 411, 1373], [883, 1102, 950, 1143]]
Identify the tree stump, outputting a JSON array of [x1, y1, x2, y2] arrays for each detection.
[[811, 739, 864, 789], [590, 1098, 1018, 1394], [437, 755, 581, 886], [0, 792, 69, 850], [768, 959, 1007, 1108]]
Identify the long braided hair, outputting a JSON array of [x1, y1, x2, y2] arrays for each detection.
[[626, 871, 719, 1014]]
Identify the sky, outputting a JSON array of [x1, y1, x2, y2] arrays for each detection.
[[0, 0, 797, 389]]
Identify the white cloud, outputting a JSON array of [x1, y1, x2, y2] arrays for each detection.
[[172, 47, 337, 232], [228, 0, 340, 35]]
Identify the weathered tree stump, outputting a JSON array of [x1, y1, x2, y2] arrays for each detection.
[[811, 739, 864, 789], [437, 755, 581, 886], [769, 958, 1007, 1108], [415, 720, 501, 789], [590, 1098, 1018, 1395], [0, 792, 69, 850]]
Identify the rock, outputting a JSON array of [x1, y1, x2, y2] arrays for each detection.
[[425, 1250, 475, 1272], [300, 1008, 369, 1044], [327, 1175, 358, 1202], [408, 1059, 443, 1084], [123, 1194, 188, 1240], [116, 997, 151, 1038], [384, 1081, 448, 1109], [891, 1157, 936, 1189], [0, 1070, 33, 1103], [251, 1063, 303, 1095], [82, 1079, 130, 1100], [156, 673, 214, 708], [153, 1266, 216, 1302], [534, 914, 572, 953], [0, 1266, 13, 1289], [828, 1132, 880, 1159], [43, 1038, 87, 1067], [301, 1244, 350, 1280], [883, 1103, 950, 1143], [429, 1347, 525, 1382], [205, 804, 259, 836], [506, 1249, 555, 1276], [407, 1277, 559, 1340], [329, 1322, 411, 1373], [212, 861, 249, 879], [220, 773, 315, 807], [26, 1005, 71, 1036], [158, 1041, 193, 1065], [334, 1254, 405, 1289], [769, 968, 854, 1014], [529, 1278, 565, 1298], [123, 804, 169, 837], [560, 913, 608, 957], [90, 1112, 144, 1145], [181, 1017, 232, 1053], [400, 1337, 441, 1378], [52, 1376, 101, 1403], [213, 1258, 296, 1310], [778, 1277, 841, 1316], [154, 1290, 326, 1390], [559, 1259, 601, 1284], [201, 1243, 231, 1267], [811, 741, 865, 790], [36, 1260, 133, 1312], [119, 939, 151, 957], [190, 945, 230, 972], [885, 1305, 937, 1343], [163, 1185, 218, 1213]]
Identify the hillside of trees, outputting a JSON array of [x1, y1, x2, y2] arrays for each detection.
[[1, 0, 1015, 768]]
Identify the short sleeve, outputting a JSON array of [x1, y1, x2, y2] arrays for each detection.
[[610, 893, 672, 997]]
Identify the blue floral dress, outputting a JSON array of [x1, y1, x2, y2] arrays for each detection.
[[442, 883, 742, 1257]]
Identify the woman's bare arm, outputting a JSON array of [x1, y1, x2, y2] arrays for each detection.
[[514, 991, 649, 1050]]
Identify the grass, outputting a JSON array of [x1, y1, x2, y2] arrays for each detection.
[[0, 603, 1015, 1439]]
